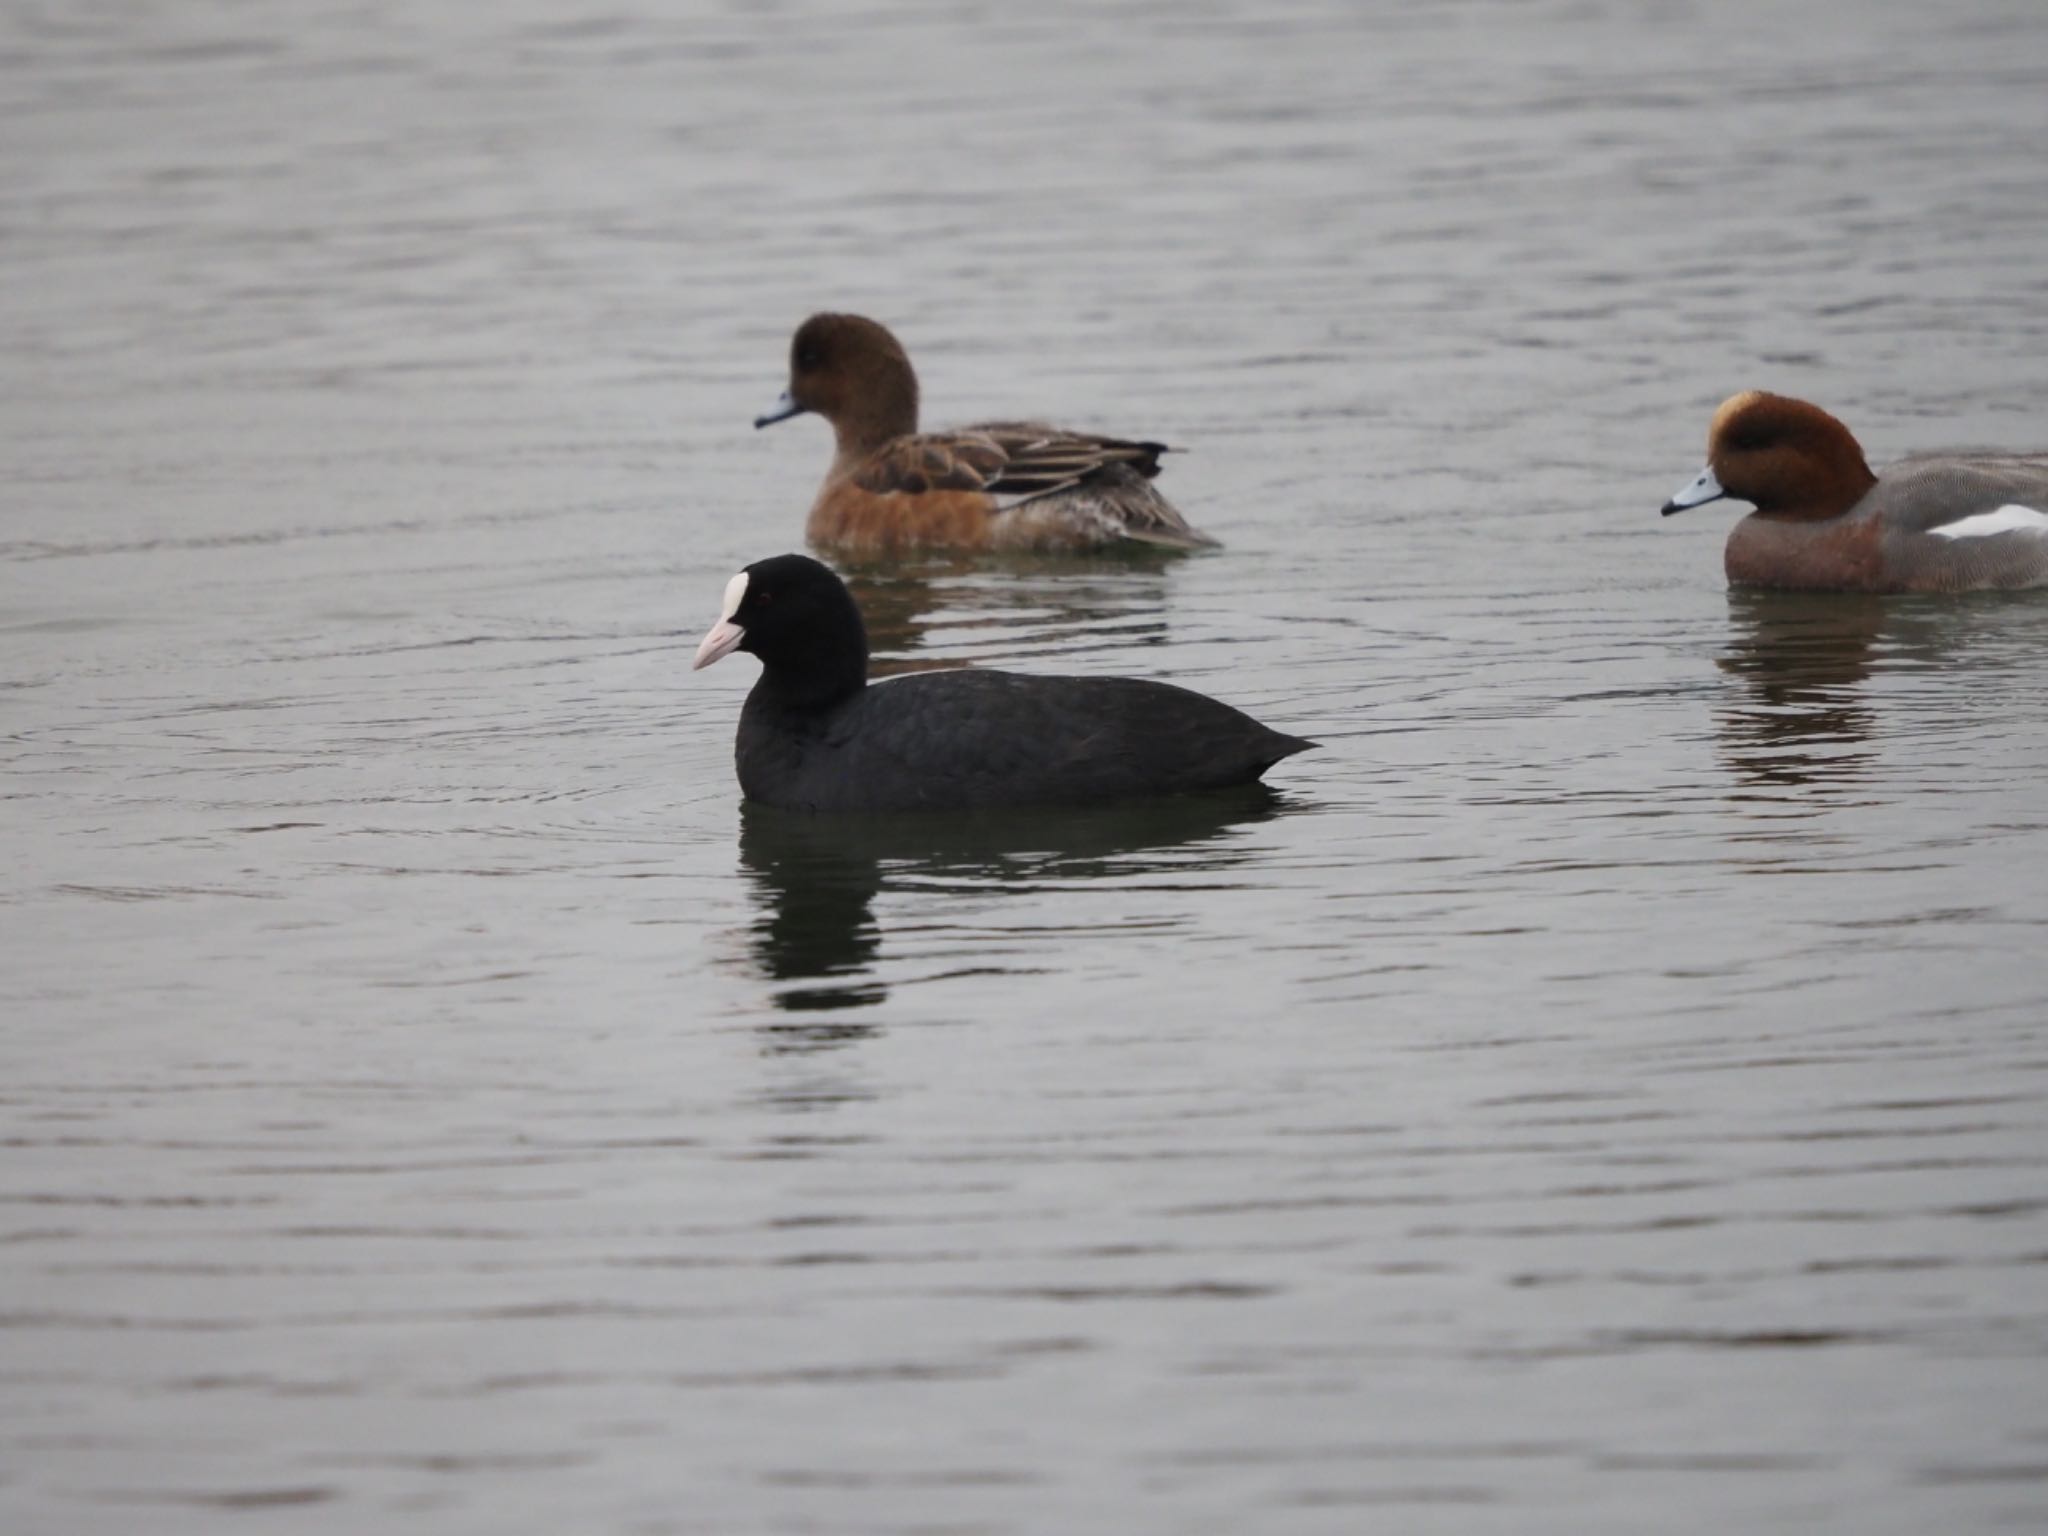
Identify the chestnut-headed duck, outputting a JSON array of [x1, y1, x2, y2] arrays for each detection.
[[693, 555, 1309, 811], [755, 313, 1219, 555], [1662, 391, 2048, 592]]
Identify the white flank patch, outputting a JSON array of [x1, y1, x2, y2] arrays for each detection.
[[1928, 504, 2048, 540], [719, 569, 749, 619]]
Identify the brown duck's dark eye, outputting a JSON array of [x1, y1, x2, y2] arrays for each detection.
[[795, 347, 821, 370]]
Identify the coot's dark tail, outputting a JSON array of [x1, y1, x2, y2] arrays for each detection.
[[1256, 733, 1317, 775]]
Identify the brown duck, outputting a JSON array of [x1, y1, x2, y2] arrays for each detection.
[[756, 313, 1218, 555]]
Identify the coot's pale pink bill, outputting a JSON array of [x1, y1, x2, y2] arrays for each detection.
[[693, 571, 750, 671]]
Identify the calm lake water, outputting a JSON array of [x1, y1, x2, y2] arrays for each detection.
[[5, 1, 2048, 1531]]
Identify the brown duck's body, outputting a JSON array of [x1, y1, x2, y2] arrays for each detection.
[[1723, 455, 2048, 593], [809, 419, 1201, 553], [1663, 391, 2048, 593], [760, 314, 1219, 555]]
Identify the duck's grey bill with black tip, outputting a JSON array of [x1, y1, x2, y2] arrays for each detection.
[[754, 389, 804, 429], [1661, 465, 1725, 516], [693, 571, 750, 670]]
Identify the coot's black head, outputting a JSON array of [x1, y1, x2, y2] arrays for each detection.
[[693, 553, 868, 706]]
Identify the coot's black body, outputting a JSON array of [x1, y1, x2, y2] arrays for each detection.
[[695, 555, 1313, 814], [739, 666, 1308, 813]]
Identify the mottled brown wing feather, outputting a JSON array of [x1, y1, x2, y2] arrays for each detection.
[[851, 425, 1172, 502], [849, 434, 1010, 497], [969, 422, 1171, 502], [978, 422, 1210, 547]]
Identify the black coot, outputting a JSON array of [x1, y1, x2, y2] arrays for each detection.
[[693, 554, 1314, 812]]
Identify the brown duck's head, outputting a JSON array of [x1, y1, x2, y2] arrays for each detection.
[[1662, 391, 1877, 522], [755, 313, 920, 455]]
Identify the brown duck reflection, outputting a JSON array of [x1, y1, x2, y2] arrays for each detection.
[[838, 549, 1182, 678], [737, 788, 1292, 1028], [1716, 591, 1888, 786], [1715, 589, 2001, 788]]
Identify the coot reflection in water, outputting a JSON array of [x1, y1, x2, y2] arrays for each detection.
[[736, 787, 1295, 1022]]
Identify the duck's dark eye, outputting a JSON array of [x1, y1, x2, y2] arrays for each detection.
[[754, 589, 775, 606], [795, 347, 821, 371]]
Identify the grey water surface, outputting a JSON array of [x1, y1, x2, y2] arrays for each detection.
[[5, 1, 2048, 1532]]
